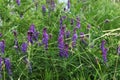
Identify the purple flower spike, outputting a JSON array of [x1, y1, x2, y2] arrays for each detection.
[[102, 48, 108, 63], [16, 0, 20, 6], [27, 24, 39, 43], [42, 5, 46, 13], [58, 35, 64, 57], [21, 42, 28, 53], [101, 40, 106, 51], [27, 31, 33, 44], [64, 44, 69, 57], [101, 40, 108, 63], [42, 28, 49, 50], [4, 58, 12, 75], [67, 0, 70, 9], [42, 5, 46, 15], [29, 24, 36, 33], [59, 25, 66, 36], [72, 28, 78, 47], [66, 31, 70, 38], [0, 40, 5, 54]]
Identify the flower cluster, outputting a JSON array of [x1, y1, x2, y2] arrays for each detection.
[[101, 40, 108, 63], [42, 28, 49, 50], [27, 24, 39, 44], [72, 28, 78, 47]]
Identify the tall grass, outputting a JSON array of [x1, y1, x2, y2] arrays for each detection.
[[0, 0, 120, 80]]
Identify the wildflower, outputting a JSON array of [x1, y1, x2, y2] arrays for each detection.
[[42, 28, 49, 50], [72, 28, 78, 47], [59, 25, 66, 36], [102, 48, 108, 63], [66, 30, 70, 38], [101, 40, 108, 63], [27, 31, 33, 44], [21, 42, 28, 53], [16, 0, 20, 6], [76, 17, 80, 28], [64, 44, 69, 57], [67, 0, 70, 9], [58, 35, 64, 57], [4, 58, 12, 75], [0, 40, 5, 54], [42, 5, 46, 15], [27, 24, 39, 43], [101, 40, 106, 51]]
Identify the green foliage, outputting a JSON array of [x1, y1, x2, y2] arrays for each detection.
[[0, 0, 120, 80]]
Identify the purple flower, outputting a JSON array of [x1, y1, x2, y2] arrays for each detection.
[[66, 31, 70, 38], [102, 48, 108, 63], [72, 28, 78, 47], [59, 25, 66, 36], [58, 35, 64, 57], [76, 17, 81, 28], [27, 24, 39, 43], [4, 58, 12, 75], [64, 44, 69, 57], [101, 40, 106, 51], [42, 28, 49, 50], [21, 42, 28, 53], [16, 0, 20, 6], [0, 40, 5, 54], [27, 30, 33, 44], [67, 0, 70, 9], [101, 40, 108, 63], [42, 5, 46, 12]]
